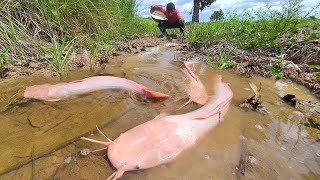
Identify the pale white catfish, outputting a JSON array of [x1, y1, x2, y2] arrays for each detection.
[[23, 76, 169, 101], [81, 75, 233, 179]]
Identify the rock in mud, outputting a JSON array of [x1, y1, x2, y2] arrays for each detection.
[[282, 94, 320, 127], [80, 148, 91, 156]]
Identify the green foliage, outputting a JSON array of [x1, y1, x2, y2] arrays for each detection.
[[84, 37, 114, 69], [315, 72, 320, 80], [309, 16, 316, 20], [0, 0, 159, 76], [226, 0, 303, 48], [275, 49, 287, 67], [266, 65, 284, 79], [41, 36, 76, 76], [304, 32, 319, 41], [210, 9, 224, 22], [132, 17, 159, 35], [185, 22, 225, 47], [0, 11, 37, 65], [199, 0, 217, 11], [186, 0, 319, 48], [308, 65, 318, 69], [308, 65, 320, 80], [206, 49, 234, 69], [0, 47, 10, 77]]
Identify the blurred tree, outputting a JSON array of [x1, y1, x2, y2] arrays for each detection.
[[309, 16, 316, 20], [210, 9, 224, 21], [192, 0, 216, 22]]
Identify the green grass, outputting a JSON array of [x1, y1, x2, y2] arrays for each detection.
[[183, 0, 319, 76], [315, 72, 320, 80], [1, 0, 319, 77], [40, 35, 76, 76], [206, 49, 234, 69], [0, 47, 10, 77], [266, 65, 285, 79], [185, 0, 320, 49], [308, 65, 320, 80], [185, 16, 316, 49], [0, 0, 159, 76]]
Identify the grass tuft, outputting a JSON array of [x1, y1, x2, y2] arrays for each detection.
[[0, 0, 159, 76]]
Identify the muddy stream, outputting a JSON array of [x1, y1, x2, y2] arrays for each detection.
[[0, 43, 319, 179]]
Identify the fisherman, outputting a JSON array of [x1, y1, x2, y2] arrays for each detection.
[[151, 2, 185, 37]]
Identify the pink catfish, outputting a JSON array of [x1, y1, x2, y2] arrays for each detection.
[[81, 75, 233, 179], [181, 61, 208, 105], [23, 76, 170, 101]]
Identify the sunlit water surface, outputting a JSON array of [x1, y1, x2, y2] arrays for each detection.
[[0, 44, 319, 180]]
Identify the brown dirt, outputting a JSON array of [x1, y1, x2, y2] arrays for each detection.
[[189, 40, 320, 98], [2, 35, 319, 99]]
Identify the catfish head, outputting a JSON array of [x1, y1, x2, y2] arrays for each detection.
[[23, 84, 52, 100], [106, 115, 182, 173], [81, 115, 180, 179]]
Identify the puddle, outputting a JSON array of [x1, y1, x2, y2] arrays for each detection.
[[0, 44, 319, 179]]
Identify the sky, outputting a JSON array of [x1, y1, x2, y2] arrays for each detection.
[[137, 0, 319, 22]]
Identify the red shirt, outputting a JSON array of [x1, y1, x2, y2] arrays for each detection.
[[153, 6, 183, 23]]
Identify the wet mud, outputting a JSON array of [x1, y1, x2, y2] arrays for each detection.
[[0, 35, 319, 179]]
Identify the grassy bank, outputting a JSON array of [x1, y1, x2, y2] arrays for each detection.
[[183, 0, 320, 80], [184, 14, 319, 78], [0, 0, 159, 76], [1, 0, 319, 78], [185, 1, 320, 48]]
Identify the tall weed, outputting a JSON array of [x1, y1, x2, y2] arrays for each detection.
[[41, 36, 76, 76], [266, 65, 284, 79], [0, 0, 159, 76], [206, 49, 234, 69], [0, 12, 38, 65]]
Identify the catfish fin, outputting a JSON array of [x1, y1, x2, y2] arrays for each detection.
[[144, 89, 170, 99], [46, 98, 61, 102], [71, 79, 85, 83]]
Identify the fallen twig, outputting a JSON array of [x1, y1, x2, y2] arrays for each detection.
[[236, 136, 248, 179]]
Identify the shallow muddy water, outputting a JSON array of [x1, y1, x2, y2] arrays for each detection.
[[0, 43, 319, 180]]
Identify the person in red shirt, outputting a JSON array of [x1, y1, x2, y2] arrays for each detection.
[[151, 3, 185, 37]]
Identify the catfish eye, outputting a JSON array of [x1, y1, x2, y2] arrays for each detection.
[[135, 164, 141, 170]]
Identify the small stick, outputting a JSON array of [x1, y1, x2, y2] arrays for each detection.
[[236, 135, 247, 179], [32, 145, 35, 180]]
